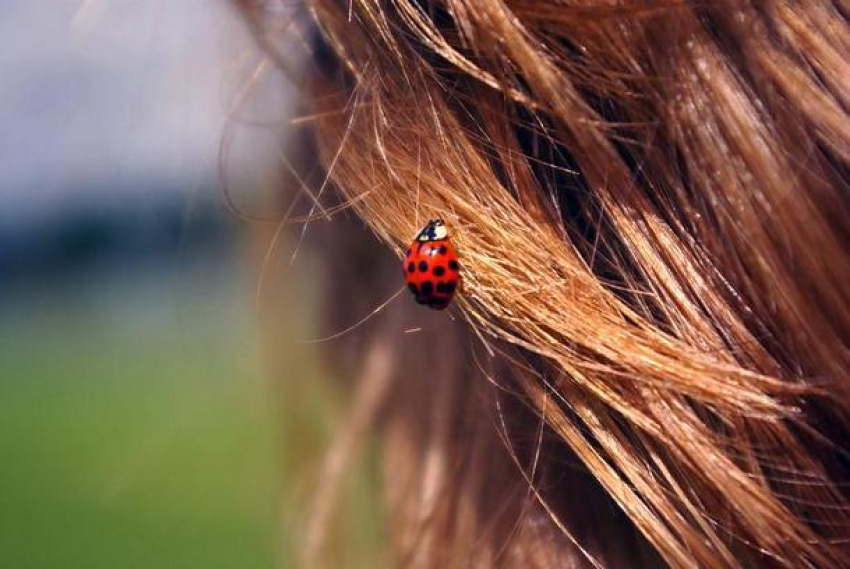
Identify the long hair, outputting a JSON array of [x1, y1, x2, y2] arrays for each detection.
[[234, 1, 850, 566]]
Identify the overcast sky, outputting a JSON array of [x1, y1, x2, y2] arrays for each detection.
[[0, 0, 278, 225]]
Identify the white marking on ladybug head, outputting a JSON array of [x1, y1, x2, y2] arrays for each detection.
[[416, 218, 448, 242], [432, 221, 448, 240]]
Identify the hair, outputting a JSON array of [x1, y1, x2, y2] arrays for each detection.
[[233, 1, 850, 566]]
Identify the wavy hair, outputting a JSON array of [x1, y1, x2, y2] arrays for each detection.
[[234, 1, 850, 566]]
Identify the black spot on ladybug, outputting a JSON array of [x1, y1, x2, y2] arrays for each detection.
[[437, 281, 456, 294], [408, 283, 418, 296], [420, 281, 434, 296], [439, 245, 447, 255], [433, 266, 446, 277], [407, 262, 415, 273], [449, 260, 459, 271], [419, 261, 429, 272]]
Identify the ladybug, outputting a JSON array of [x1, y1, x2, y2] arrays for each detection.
[[403, 219, 461, 310]]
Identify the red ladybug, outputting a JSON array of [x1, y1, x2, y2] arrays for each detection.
[[403, 219, 461, 310]]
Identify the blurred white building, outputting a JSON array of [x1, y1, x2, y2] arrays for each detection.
[[0, 0, 269, 227]]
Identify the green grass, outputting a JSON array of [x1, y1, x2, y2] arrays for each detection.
[[0, 256, 385, 568], [0, 262, 280, 568]]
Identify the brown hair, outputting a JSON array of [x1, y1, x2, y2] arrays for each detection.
[[235, 1, 850, 566]]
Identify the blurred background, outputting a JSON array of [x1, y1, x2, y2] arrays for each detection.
[[0, 1, 380, 566]]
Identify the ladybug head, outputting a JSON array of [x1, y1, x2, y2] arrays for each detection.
[[416, 219, 448, 242]]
